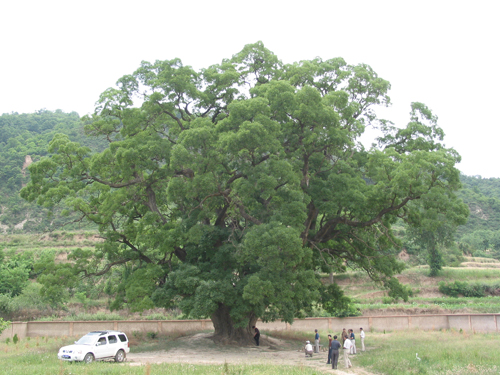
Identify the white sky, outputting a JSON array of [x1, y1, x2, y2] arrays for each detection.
[[1, 0, 499, 177]]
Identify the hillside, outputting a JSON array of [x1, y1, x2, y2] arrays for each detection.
[[0, 110, 105, 233], [454, 175, 500, 258]]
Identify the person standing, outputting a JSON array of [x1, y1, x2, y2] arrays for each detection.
[[349, 329, 356, 354], [360, 327, 365, 352], [252, 326, 260, 346], [331, 335, 341, 370], [341, 328, 347, 346], [304, 340, 314, 357], [314, 329, 320, 353], [326, 334, 332, 364], [343, 335, 353, 368]]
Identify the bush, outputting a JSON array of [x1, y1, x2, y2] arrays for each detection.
[[333, 305, 362, 318], [0, 293, 13, 315], [0, 318, 10, 335], [438, 281, 486, 297], [472, 250, 492, 259], [382, 297, 394, 304], [11, 283, 51, 311]]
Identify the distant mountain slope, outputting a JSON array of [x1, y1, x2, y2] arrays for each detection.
[[0, 110, 103, 232], [455, 175, 500, 256]]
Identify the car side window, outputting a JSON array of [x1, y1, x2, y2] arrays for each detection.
[[118, 334, 127, 342], [97, 337, 107, 345], [108, 335, 117, 344]]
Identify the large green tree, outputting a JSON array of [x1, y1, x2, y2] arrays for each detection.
[[21, 42, 467, 342]]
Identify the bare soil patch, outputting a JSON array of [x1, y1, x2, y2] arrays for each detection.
[[126, 333, 376, 375]]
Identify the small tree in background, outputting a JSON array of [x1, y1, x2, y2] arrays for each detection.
[[0, 318, 11, 336]]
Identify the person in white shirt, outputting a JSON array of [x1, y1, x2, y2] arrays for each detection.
[[304, 340, 313, 357], [343, 337, 353, 368], [360, 327, 366, 352]]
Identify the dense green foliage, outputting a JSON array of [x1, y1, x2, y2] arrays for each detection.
[[0, 318, 9, 335], [0, 248, 33, 296], [433, 175, 500, 261], [20, 42, 467, 340]]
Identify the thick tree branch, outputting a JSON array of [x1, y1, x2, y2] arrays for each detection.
[[312, 196, 419, 244]]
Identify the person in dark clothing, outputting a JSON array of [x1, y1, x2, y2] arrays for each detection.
[[252, 326, 260, 346], [331, 335, 341, 369], [326, 334, 332, 364], [314, 329, 320, 353], [341, 328, 347, 346]]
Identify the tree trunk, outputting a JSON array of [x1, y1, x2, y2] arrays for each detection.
[[211, 303, 257, 345]]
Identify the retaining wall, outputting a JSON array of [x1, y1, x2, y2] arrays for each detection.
[[1, 314, 498, 340]]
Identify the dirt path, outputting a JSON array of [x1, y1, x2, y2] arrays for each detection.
[[127, 333, 377, 375]]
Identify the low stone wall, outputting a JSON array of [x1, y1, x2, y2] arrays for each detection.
[[1, 314, 498, 340]]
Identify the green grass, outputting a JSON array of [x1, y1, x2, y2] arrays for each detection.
[[0, 336, 320, 375], [357, 296, 500, 313], [434, 267, 500, 280], [0, 231, 100, 250], [356, 330, 500, 375], [3, 330, 500, 374]]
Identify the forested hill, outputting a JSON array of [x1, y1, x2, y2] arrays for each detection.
[[455, 175, 500, 256], [0, 110, 104, 232], [1, 110, 500, 258]]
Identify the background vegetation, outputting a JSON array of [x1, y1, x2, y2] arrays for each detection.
[[2, 110, 500, 323], [0, 110, 104, 233]]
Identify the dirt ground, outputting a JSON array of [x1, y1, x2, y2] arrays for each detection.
[[126, 333, 377, 375]]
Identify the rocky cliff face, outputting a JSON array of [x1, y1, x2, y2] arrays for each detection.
[[21, 155, 33, 185]]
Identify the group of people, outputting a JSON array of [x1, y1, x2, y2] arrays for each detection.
[[305, 327, 366, 370]]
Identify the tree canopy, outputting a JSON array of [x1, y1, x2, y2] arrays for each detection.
[[21, 42, 468, 342]]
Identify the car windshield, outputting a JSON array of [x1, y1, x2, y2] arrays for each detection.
[[75, 334, 99, 345]]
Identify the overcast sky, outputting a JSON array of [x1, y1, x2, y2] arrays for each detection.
[[1, 0, 499, 177]]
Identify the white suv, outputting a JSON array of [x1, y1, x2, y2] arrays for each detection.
[[58, 330, 130, 363]]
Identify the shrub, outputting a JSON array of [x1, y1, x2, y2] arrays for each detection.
[[0, 294, 13, 314], [0, 318, 10, 335], [438, 281, 486, 297], [333, 305, 362, 318], [11, 282, 51, 311]]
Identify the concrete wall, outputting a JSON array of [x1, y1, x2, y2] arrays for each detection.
[[1, 314, 498, 340]]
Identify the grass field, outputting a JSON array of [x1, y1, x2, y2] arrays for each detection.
[[2, 330, 499, 375], [355, 330, 500, 375]]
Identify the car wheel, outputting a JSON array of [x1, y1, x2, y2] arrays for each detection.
[[114, 349, 125, 363], [83, 353, 94, 364]]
